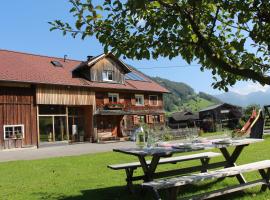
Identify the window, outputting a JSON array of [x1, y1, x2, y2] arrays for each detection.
[[4, 125, 24, 139], [153, 115, 160, 123], [149, 95, 158, 106], [108, 93, 119, 103], [135, 94, 144, 106], [51, 60, 63, 67], [138, 115, 145, 123], [102, 70, 114, 81]]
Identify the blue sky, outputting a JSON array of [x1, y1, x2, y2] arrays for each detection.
[[0, 0, 267, 95]]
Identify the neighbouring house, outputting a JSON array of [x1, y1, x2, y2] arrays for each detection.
[[199, 103, 242, 132], [168, 111, 199, 129], [0, 50, 168, 149]]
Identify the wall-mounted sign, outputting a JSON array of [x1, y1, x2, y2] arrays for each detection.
[[220, 110, 230, 114]]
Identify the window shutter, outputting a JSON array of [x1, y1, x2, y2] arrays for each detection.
[[148, 115, 153, 124], [145, 115, 149, 123], [133, 115, 139, 125], [131, 96, 136, 105], [160, 115, 164, 123], [102, 71, 106, 80]]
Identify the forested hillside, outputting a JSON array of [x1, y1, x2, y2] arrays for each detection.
[[152, 77, 221, 113]]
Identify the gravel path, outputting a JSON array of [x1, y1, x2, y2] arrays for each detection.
[[0, 141, 136, 163]]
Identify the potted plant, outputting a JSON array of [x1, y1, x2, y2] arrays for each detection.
[[106, 102, 124, 109], [15, 133, 23, 148]]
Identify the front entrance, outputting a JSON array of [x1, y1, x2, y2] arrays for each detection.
[[38, 105, 68, 142], [38, 105, 90, 143], [96, 115, 123, 138]]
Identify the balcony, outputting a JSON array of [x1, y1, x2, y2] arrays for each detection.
[[104, 102, 124, 110], [96, 102, 164, 115]]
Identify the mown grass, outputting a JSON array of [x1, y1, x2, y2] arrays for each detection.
[[1, 136, 270, 200]]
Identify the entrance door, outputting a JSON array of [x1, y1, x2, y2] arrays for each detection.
[[111, 117, 118, 137], [54, 116, 67, 141], [39, 116, 67, 142], [39, 116, 53, 142]]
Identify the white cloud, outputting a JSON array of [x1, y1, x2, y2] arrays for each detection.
[[230, 83, 270, 95]]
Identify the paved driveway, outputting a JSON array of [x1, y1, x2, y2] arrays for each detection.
[[0, 141, 136, 163]]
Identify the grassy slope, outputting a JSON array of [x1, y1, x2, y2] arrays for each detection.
[[1, 137, 270, 200], [183, 96, 215, 112]]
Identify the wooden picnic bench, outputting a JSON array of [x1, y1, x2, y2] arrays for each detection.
[[142, 160, 270, 200], [108, 151, 221, 191]]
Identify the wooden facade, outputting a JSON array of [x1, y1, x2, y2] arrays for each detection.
[[95, 91, 165, 140], [0, 51, 167, 147], [0, 86, 37, 149], [36, 85, 95, 106], [199, 103, 242, 132]]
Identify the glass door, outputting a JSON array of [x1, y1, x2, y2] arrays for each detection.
[[39, 116, 54, 142], [54, 116, 67, 141]]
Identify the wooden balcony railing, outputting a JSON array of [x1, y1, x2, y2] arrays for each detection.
[[96, 102, 163, 112]]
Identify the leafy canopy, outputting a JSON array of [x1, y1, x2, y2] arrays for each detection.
[[49, 0, 270, 91]]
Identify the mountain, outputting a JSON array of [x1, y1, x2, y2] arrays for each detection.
[[215, 89, 270, 107], [151, 77, 221, 113]]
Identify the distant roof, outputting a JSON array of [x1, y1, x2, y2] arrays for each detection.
[[171, 111, 199, 121], [0, 49, 168, 93], [199, 103, 241, 112]]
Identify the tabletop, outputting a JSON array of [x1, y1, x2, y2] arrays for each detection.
[[113, 138, 264, 157]]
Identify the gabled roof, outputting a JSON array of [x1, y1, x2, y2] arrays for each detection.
[[171, 111, 199, 121], [73, 52, 132, 74], [199, 103, 241, 112], [0, 49, 168, 93]]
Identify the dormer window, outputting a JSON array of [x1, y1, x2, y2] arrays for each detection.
[[102, 70, 113, 81]]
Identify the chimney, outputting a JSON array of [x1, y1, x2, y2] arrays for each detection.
[[64, 55, 67, 62], [87, 55, 94, 61]]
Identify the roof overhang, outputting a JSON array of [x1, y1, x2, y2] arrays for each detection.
[[72, 52, 132, 74]]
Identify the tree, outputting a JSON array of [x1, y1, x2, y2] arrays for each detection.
[[243, 104, 261, 120], [49, 0, 270, 91]]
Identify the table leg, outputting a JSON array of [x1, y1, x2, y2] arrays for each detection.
[[200, 158, 210, 173], [219, 145, 247, 184], [125, 168, 135, 193], [138, 155, 161, 182], [259, 168, 270, 191]]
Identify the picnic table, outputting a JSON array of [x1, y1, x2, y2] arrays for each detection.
[[113, 138, 264, 184]]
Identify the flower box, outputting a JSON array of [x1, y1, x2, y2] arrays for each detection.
[[105, 102, 124, 110]]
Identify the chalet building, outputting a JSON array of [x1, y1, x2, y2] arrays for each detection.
[[0, 50, 168, 149], [168, 111, 199, 129], [199, 103, 242, 132]]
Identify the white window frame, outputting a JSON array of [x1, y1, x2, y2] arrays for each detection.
[[102, 70, 114, 81], [135, 94, 144, 106], [3, 124, 25, 139], [149, 95, 159, 106], [108, 93, 119, 103]]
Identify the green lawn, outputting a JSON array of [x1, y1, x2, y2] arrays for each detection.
[[1, 137, 270, 200]]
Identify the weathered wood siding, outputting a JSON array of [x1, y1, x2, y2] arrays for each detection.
[[90, 57, 125, 83], [0, 86, 37, 148], [36, 85, 95, 106]]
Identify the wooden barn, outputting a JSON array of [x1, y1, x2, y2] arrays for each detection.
[[0, 50, 168, 149], [168, 111, 199, 129], [199, 103, 242, 132]]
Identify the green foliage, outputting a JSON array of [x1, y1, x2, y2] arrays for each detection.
[[50, 0, 270, 91], [151, 77, 217, 113], [243, 104, 261, 120], [182, 97, 215, 112], [198, 92, 221, 104], [153, 77, 194, 100]]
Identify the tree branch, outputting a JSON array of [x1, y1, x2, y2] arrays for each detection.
[[183, 9, 270, 85]]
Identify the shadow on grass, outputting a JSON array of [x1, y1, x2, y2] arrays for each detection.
[[56, 185, 149, 200], [33, 180, 264, 200]]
